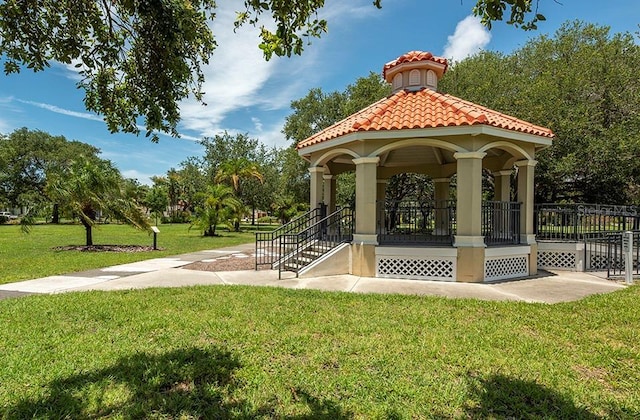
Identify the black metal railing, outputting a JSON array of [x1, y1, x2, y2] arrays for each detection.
[[278, 207, 354, 278], [482, 201, 521, 245], [535, 203, 640, 241], [255, 206, 325, 269], [584, 231, 640, 277], [377, 200, 521, 246], [377, 200, 456, 246]]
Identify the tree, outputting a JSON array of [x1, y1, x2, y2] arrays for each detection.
[[440, 21, 640, 204], [145, 186, 169, 226], [283, 72, 391, 206], [48, 158, 150, 246], [190, 184, 241, 237], [0, 1, 544, 141], [0, 128, 101, 222], [215, 158, 263, 231]]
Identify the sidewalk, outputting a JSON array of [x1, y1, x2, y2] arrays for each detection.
[[0, 243, 628, 303]]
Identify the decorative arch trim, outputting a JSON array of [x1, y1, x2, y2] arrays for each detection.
[[311, 148, 362, 167], [369, 138, 468, 158], [478, 141, 533, 161]]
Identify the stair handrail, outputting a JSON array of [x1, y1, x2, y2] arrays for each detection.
[[278, 207, 354, 278], [255, 207, 324, 269]]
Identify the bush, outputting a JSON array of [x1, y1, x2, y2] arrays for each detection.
[[256, 215, 278, 224], [0, 215, 8, 224]]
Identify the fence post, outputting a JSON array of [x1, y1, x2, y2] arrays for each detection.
[[623, 231, 634, 285]]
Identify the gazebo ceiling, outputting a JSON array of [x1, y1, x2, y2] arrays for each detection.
[[328, 145, 505, 169], [297, 50, 554, 161]]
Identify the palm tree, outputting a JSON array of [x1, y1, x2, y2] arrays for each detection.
[[214, 158, 263, 192], [48, 158, 150, 246], [190, 184, 241, 237], [214, 158, 263, 230]]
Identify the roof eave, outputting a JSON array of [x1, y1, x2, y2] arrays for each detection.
[[298, 124, 553, 157]]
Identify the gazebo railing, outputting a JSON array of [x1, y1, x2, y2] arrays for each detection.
[[377, 200, 521, 246], [377, 200, 456, 246], [482, 201, 521, 245]]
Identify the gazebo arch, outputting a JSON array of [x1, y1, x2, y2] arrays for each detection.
[[311, 148, 362, 167], [369, 137, 468, 158], [478, 141, 533, 161], [294, 50, 554, 283]]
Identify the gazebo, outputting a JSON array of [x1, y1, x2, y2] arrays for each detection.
[[294, 51, 554, 282]]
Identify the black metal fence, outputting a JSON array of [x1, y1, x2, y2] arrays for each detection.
[[377, 200, 456, 246], [535, 203, 640, 241], [584, 231, 640, 277], [376, 200, 521, 246], [482, 201, 521, 245]]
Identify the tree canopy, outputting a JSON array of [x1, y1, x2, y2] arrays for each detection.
[[0, 0, 547, 142], [0, 128, 100, 209], [440, 21, 640, 204]]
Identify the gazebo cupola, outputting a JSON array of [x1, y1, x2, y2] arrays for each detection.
[[383, 51, 448, 92]]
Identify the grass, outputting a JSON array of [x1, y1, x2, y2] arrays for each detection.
[[0, 285, 639, 417], [0, 222, 263, 284]]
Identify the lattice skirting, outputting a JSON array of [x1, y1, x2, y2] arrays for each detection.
[[538, 251, 577, 270], [484, 256, 529, 282], [377, 257, 456, 281]]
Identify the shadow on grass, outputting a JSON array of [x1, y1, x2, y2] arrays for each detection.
[[465, 373, 600, 418], [7, 346, 352, 419]]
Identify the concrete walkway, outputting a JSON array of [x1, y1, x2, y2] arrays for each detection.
[[0, 243, 628, 303]]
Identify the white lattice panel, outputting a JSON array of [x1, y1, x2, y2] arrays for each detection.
[[485, 256, 529, 281], [538, 251, 576, 270], [377, 257, 455, 281]]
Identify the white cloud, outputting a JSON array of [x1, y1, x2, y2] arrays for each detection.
[[16, 99, 104, 122], [442, 16, 491, 63], [121, 169, 155, 185], [178, 0, 377, 138], [178, 3, 280, 136]]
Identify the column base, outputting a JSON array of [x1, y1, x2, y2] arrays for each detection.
[[456, 247, 486, 283], [454, 235, 486, 248], [351, 243, 376, 277], [352, 234, 379, 246]]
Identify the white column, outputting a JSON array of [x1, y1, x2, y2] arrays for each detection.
[[323, 174, 336, 213], [309, 166, 324, 210], [515, 160, 537, 245], [353, 157, 380, 244], [493, 170, 513, 202], [433, 177, 450, 236], [453, 152, 486, 247]]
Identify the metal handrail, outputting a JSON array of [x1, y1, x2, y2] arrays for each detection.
[[278, 207, 353, 278], [255, 207, 323, 269]]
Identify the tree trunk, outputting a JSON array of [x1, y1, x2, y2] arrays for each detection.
[[52, 203, 60, 224], [84, 223, 93, 246]]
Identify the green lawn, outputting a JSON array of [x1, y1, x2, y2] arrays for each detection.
[[0, 223, 261, 284], [0, 285, 638, 418]]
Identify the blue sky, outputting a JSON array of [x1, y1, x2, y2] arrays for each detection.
[[0, 0, 638, 185]]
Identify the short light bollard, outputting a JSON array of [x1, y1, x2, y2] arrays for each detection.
[[151, 226, 160, 250], [623, 231, 633, 285]]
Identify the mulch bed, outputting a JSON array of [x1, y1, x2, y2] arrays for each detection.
[[52, 245, 161, 252], [183, 254, 270, 272]]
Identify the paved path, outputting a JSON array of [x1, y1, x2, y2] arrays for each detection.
[[0, 243, 628, 303]]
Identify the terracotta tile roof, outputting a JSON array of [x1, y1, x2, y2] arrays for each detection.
[[297, 88, 554, 150], [383, 51, 448, 79]]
